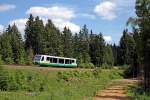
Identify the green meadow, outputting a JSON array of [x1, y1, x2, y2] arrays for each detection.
[[0, 66, 123, 100]]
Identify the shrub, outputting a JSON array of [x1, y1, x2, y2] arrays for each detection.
[[101, 63, 112, 69], [92, 68, 102, 78], [0, 66, 48, 92], [57, 69, 104, 82], [7, 75, 19, 91], [0, 66, 9, 91], [78, 63, 95, 68], [0, 55, 4, 65], [25, 71, 48, 92], [123, 65, 136, 78], [57, 70, 95, 82]]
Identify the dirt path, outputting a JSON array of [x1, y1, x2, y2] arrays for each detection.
[[93, 79, 138, 100]]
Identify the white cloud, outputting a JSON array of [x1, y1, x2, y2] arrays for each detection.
[[0, 24, 4, 33], [26, 6, 80, 33], [26, 6, 75, 21], [8, 5, 80, 35], [53, 19, 80, 33], [0, 4, 16, 12], [9, 18, 27, 34], [94, 0, 135, 20], [61, 22, 80, 33], [104, 36, 112, 42], [94, 1, 117, 20]]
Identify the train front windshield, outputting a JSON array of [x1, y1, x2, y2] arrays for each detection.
[[34, 55, 42, 62]]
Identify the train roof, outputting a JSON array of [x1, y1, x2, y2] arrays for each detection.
[[35, 55, 76, 60]]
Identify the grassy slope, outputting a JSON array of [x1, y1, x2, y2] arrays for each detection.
[[0, 66, 123, 100]]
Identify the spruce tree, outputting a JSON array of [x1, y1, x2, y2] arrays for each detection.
[[96, 33, 105, 67], [62, 27, 73, 57], [25, 14, 34, 51], [10, 24, 25, 64], [78, 25, 90, 63], [44, 19, 63, 56], [0, 26, 14, 64], [132, 28, 141, 77], [104, 44, 114, 66], [0, 37, 13, 64], [72, 33, 79, 57], [90, 33, 105, 67], [118, 30, 128, 65], [118, 29, 135, 65], [135, 0, 150, 91], [32, 16, 45, 54], [89, 30, 96, 65], [112, 44, 119, 66]]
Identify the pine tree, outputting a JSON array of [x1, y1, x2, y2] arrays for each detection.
[[25, 15, 47, 55], [10, 24, 25, 64], [32, 16, 45, 54], [96, 33, 105, 67], [78, 25, 90, 63], [0, 24, 26, 64], [112, 44, 119, 66], [132, 28, 142, 77], [62, 27, 73, 57], [25, 14, 34, 51], [44, 19, 63, 56], [135, 0, 150, 91], [104, 44, 114, 66], [118, 29, 128, 65], [1, 39, 13, 64], [0, 26, 14, 64], [89, 30, 96, 65], [90, 33, 105, 67], [72, 33, 79, 57], [118, 29, 135, 65], [42, 19, 53, 54]]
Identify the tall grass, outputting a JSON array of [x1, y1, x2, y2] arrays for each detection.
[[0, 66, 123, 100]]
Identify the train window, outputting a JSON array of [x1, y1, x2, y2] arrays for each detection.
[[59, 59, 64, 64], [71, 60, 75, 63], [53, 58, 57, 63], [65, 59, 70, 64], [46, 57, 50, 61], [50, 58, 53, 63], [41, 56, 44, 61], [34, 55, 41, 61]]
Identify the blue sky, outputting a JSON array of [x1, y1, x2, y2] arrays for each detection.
[[0, 0, 136, 44]]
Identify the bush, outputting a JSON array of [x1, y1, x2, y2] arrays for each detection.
[[0, 55, 4, 65], [123, 65, 138, 78], [7, 75, 19, 91], [78, 63, 95, 68], [0, 66, 9, 91], [57, 70, 95, 82], [57, 68, 108, 82], [101, 63, 113, 69], [92, 68, 102, 78], [0, 66, 48, 92], [109, 70, 123, 79]]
